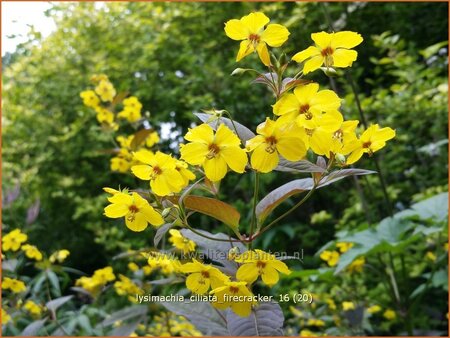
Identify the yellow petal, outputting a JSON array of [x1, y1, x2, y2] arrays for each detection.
[[250, 144, 279, 173], [180, 142, 209, 165], [346, 148, 365, 165], [310, 90, 341, 113], [303, 55, 324, 74], [203, 156, 228, 182], [236, 263, 259, 284], [184, 124, 214, 144], [186, 273, 210, 295], [261, 266, 279, 286], [332, 49, 358, 68], [108, 192, 133, 205], [310, 130, 333, 156], [293, 83, 320, 103], [141, 206, 164, 227], [241, 12, 269, 34], [125, 212, 148, 232], [246, 135, 265, 151], [292, 46, 320, 63], [133, 149, 154, 164], [260, 24, 290, 47], [230, 299, 252, 317], [221, 146, 248, 173], [270, 260, 291, 275], [331, 31, 363, 49], [376, 127, 396, 142], [224, 19, 249, 40], [276, 137, 306, 161], [273, 93, 299, 116], [131, 165, 152, 180], [215, 124, 241, 147], [236, 40, 254, 62], [311, 31, 332, 49], [151, 175, 172, 196], [256, 42, 271, 66]]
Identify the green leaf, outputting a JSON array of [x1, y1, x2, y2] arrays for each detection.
[[171, 195, 241, 232], [108, 318, 143, 336], [21, 318, 48, 336], [419, 41, 448, 59], [226, 302, 284, 336], [275, 158, 326, 173], [46, 295, 73, 312], [318, 168, 377, 187], [46, 269, 61, 297], [160, 300, 228, 336], [256, 178, 314, 223], [395, 192, 448, 223], [194, 112, 255, 143], [153, 222, 174, 248], [100, 305, 147, 327], [77, 314, 93, 335]]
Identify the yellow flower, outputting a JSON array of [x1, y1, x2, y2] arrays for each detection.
[[49, 249, 70, 263], [180, 124, 248, 182], [92, 266, 116, 284], [132, 151, 185, 196], [179, 259, 229, 294], [300, 329, 319, 337], [175, 160, 196, 187], [75, 276, 101, 294], [104, 191, 164, 232], [147, 253, 181, 275], [342, 301, 355, 311], [21, 244, 43, 261], [326, 298, 337, 310], [224, 12, 290, 66], [329, 120, 359, 157], [168, 229, 196, 254], [347, 257, 365, 273], [210, 281, 256, 317], [235, 249, 291, 287], [146, 131, 160, 148], [319, 250, 340, 267], [342, 124, 396, 164], [114, 274, 144, 299], [2, 229, 28, 252], [383, 309, 396, 320], [367, 305, 382, 314], [118, 96, 143, 123], [336, 242, 353, 253], [128, 262, 139, 272], [80, 90, 100, 108], [95, 79, 116, 102], [2, 277, 26, 293], [246, 118, 307, 173], [273, 83, 341, 127], [23, 300, 42, 316], [110, 157, 131, 173], [307, 318, 325, 327], [292, 31, 363, 74], [95, 106, 115, 125], [122, 96, 142, 111], [2, 308, 11, 324]]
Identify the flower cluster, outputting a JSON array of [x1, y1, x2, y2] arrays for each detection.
[[75, 266, 116, 297]]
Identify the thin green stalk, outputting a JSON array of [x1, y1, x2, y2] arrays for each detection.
[[249, 172, 260, 249]]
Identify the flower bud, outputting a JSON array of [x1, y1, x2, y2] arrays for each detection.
[[320, 67, 338, 77]]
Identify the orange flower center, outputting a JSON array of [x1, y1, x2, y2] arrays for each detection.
[[256, 261, 266, 269], [264, 136, 277, 154], [229, 286, 240, 294], [249, 34, 260, 43], [206, 143, 220, 159], [321, 47, 334, 67], [127, 204, 139, 222], [299, 104, 313, 120], [362, 141, 372, 149], [201, 271, 210, 278], [150, 166, 162, 180], [333, 129, 343, 140]]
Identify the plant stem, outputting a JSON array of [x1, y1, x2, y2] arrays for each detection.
[[249, 172, 260, 249]]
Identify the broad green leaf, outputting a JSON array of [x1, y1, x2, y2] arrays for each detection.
[[46, 269, 61, 297], [275, 158, 326, 173], [194, 112, 255, 143], [160, 300, 228, 336], [100, 305, 147, 327], [21, 318, 48, 336], [318, 168, 377, 187], [153, 222, 174, 248], [256, 178, 315, 223], [226, 302, 284, 336], [46, 295, 73, 312], [170, 195, 241, 231], [395, 192, 448, 223]]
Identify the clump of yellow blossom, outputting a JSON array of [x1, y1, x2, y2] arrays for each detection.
[[168, 229, 196, 254], [319, 250, 340, 267], [2, 229, 28, 252], [21, 244, 43, 261], [2, 277, 26, 293], [49, 249, 70, 263]]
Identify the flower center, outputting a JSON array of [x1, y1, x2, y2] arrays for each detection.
[[127, 204, 139, 222], [256, 261, 266, 269], [333, 129, 343, 140], [249, 34, 260, 43], [265, 136, 277, 154], [362, 141, 372, 149], [150, 166, 162, 179], [206, 143, 220, 159], [299, 104, 313, 120], [229, 286, 239, 294], [201, 271, 210, 278], [305, 128, 314, 137], [321, 47, 334, 67]]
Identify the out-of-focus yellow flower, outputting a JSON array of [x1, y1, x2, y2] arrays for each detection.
[[114, 274, 144, 301], [128, 262, 139, 272], [342, 124, 395, 164], [367, 305, 382, 314], [23, 300, 43, 316], [307, 319, 325, 327], [110, 157, 131, 173], [80, 90, 100, 108], [2, 277, 26, 293], [21, 244, 43, 261], [319, 250, 340, 267], [104, 191, 164, 232], [95, 79, 116, 102], [347, 257, 365, 273], [168, 229, 196, 254], [425, 251, 437, 262], [146, 131, 160, 148], [180, 123, 248, 182], [292, 31, 363, 74], [235, 249, 291, 287], [210, 281, 255, 317], [92, 266, 116, 284], [289, 305, 303, 317], [49, 249, 70, 263], [342, 301, 355, 311], [1, 308, 11, 324], [225, 12, 290, 66], [336, 242, 353, 253], [147, 253, 181, 275], [383, 309, 396, 320], [118, 96, 143, 123], [132, 151, 186, 196], [76, 276, 101, 295], [179, 259, 229, 295], [95, 106, 115, 125], [300, 329, 319, 337], [2, 229, 28, 252], [326, 298, 336, 310], [246, 118, 307, 173]]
